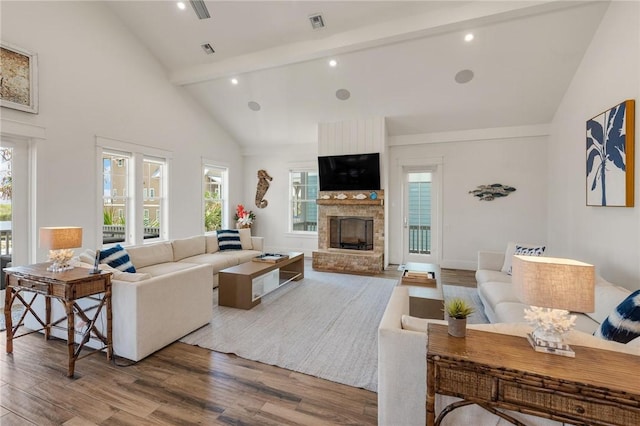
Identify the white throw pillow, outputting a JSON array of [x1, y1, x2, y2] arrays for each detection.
[[238, 228, 253, 250], [500, 242, 546, 274]]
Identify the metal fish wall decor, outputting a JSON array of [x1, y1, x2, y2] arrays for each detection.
[[469, 184, 516, 201]]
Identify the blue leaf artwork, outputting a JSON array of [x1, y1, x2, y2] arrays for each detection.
[[586, 100, 635, 207]]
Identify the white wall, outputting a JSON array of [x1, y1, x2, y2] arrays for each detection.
[[242, 143, 318, 256], [547, 1, 640, 290], [388, 131, 548, 269], [1, 1, 244, 262]]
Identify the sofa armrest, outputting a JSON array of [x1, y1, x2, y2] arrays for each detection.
[[251, 236, 264, 252], [477, 251, 504, 271]]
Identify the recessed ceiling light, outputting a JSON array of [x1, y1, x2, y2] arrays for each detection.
[[336, 89, 351, 101], [177, 2, 186, 10], [455, 69, 474, 84], [329, 59, 338, 67], [464, 33, 474, 42], [231, 78, 238, 85], [248, 101, 261, 111]]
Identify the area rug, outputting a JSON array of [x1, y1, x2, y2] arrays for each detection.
[[442, 284, 490, 324], [181, 270, 397, 392]]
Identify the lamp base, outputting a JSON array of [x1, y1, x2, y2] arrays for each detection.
[[47, 262, 74, 273], [526, 333, 575, 358]]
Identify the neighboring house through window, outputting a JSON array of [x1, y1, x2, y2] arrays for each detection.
[[289, 169, 318, 232], [203, 162, 228, 232]]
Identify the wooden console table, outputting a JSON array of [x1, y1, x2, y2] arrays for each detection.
[[4, 263, 113, 377], [426, 323, 640, 426]]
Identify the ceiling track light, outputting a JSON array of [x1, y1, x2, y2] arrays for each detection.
[[190, 0, 210, 19]]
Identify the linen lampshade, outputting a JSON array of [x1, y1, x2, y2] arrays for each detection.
[[512, 255, 595, 313], [39, 227, 83, 250]]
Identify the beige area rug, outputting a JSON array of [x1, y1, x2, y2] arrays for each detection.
[[181, 269, 397, 392], [179, 269, 489, 392]]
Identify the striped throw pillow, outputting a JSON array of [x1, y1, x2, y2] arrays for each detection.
[[217, 229, 242, 251], [595, 290, 640, 343], [99, 244, 136, 273], [507, 245, 546, 275]]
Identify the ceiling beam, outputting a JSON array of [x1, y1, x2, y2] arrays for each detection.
[[170, 1, 576, 86]]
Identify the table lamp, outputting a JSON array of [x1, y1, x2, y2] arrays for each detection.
[[512, 255, 595, 357], [39, 227, 83, 272]]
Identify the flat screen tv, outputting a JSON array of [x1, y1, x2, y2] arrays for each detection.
[[318, 153, 381, 191]]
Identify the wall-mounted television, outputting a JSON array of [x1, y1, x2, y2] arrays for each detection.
[[318, 152, 381, 191]]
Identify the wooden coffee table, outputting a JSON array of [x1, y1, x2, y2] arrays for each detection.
[[218, 252, 304, 309], [399, 262, 443, 319]]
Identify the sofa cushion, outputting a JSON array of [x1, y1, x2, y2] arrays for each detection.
[[238, 228, 253, 250], [172, 235, 206, 261], [127, 242, 174, 269], [401, 315, 446, 332], [99, 244, 136, 273], [595, 290, 640, 343], [205, 233, 219, 254], [217, 229, 242, 251], [218, 249, 263, 264], [478, 281, 520, 308], [178, 253, 238, 273], [500, 242, 546, 274], [586, 281, 631, 324], [136, 261, 199, 277], [475, 269, 511, 285], [493, 302, 600, 335]]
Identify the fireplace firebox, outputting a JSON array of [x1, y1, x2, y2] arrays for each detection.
[[329, 216, 374, 251]]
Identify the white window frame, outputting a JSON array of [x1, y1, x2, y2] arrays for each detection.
[[97, 136, 171, 246], [288, 166, 318, 234], [202, 160, 229, 232]]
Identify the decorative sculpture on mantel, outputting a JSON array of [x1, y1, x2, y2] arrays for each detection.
[[255, 169, 272, 208], [469, 183, 516, 201]]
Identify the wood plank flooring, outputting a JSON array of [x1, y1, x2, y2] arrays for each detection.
[[0, 266, 476, 425]]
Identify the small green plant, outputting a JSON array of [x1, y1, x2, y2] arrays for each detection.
[[445, 298, 475, 319]]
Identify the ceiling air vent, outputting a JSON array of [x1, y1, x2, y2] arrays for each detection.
[[201, 43, 215, 54], [190, 0, 210, 19], [309, 13, 325, 29]]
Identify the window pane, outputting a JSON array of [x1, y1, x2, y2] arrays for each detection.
[[103, 153, 128, 244], [290, 171, 318, 232], [143, 158, 163, 239], [204, 165, 225, 231]]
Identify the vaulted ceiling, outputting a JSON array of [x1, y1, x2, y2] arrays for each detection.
[[107, 1, 609, 148]]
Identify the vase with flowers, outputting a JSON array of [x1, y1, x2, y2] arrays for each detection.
[[234, 204, 255, 229]]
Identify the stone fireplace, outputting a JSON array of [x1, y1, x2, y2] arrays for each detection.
[[312, 190, 384, 274]]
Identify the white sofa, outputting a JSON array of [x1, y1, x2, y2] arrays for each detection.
[[377, 286, 640, 426], [475, 250, 633, 334], [24, 230, 264, 362]]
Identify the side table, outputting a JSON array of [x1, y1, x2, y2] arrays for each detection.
[[426, 323, 640, 426], [4, 263, 113, 377]]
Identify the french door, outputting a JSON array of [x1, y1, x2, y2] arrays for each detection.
[[402, 166, 439, 264]]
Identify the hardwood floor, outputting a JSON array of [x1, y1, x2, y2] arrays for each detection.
[[0, 266, 476, 425]]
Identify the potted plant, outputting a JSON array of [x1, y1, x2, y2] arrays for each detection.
[[445, 298, 475, 337]]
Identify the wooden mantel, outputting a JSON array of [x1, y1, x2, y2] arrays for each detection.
[[316, 190, 384, 206]]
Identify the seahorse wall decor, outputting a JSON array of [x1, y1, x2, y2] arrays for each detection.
[[255, 169, 273, 208], [469, 183, 516, 201]]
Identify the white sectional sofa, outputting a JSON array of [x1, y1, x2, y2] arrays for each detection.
[[24, 230, 264, 362], [378, 286, 640, 426], [475, 250, 633, 334]]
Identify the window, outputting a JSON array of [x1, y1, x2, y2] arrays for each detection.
[[143, 157, 164, 238], [203, 164, 227, 232], [290, 170, 318, 232], [99, 137, 169, 246], [102, 151, 129, 244]]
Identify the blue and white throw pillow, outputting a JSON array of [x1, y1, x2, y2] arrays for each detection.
[[217, 229, 242, 251], [99, 244, 136, 273], [507, 245, 546, 275], [594, 290, 640, 344]]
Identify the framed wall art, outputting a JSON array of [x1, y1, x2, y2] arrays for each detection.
[[0, 42, 38, 114], [586, 99, 635, 207]]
